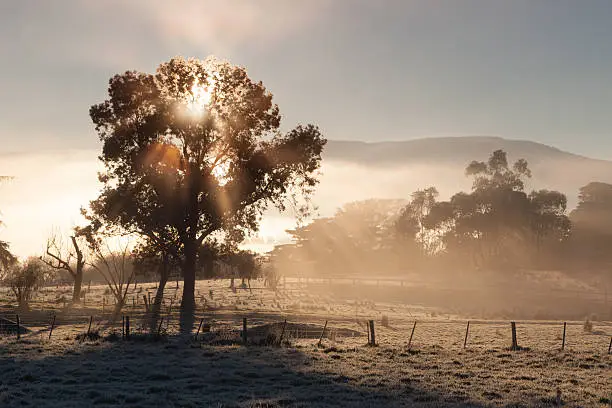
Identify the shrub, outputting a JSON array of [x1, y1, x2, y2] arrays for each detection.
[[3, 257, 52, 310]]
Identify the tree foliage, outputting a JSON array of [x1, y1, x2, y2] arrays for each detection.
[[271, 150, 574, 277], [0, 176, 16, 276], [3, 257, 52, 310], [422, 150, 569, 270], [272, 199, 406, 276], [86, 56, 326, 332], [568, 182, 612, 269]]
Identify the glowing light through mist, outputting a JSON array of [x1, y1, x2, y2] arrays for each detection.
[[212, 160, 230, 186], [186, 78, 215, 116]]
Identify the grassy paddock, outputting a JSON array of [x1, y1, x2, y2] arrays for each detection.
[[0, 280, 610, 407]]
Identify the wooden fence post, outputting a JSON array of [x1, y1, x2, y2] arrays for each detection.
[[242, 317, 248, 344], [125, 315, 130, 340], [157, 317, 164, 337], [368, 320, 376, 346], [48, 314, 56, 340], [561, 322, 567, 351], [122, 315, 125, 339], [195, 318, 204, 340], [278, 319, 287, 346], [16, 314, 20, 340], [408, 321, 417, 350], [80, 316, 93, 344], [511, 322, 518, 350], [142, 295, 148, 312], [318, 320, 328, 347], [608, 337, 611, 354], [464, 321, 470, 348]]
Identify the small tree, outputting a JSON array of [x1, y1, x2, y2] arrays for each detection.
[[41, 230, 86, 303], [262, 259, 280, 290], [4, 258, 51, 310], [223, 250, 261, 289], [86, 237, 135, 321]]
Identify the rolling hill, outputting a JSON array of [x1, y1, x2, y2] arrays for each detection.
[[316, 136, 612, 211]]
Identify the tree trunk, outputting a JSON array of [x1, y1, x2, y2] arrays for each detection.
[[111, 299, 124, 322], [71, 235, 84, 304], [148, 256, 169, 333], [180, 243, 197, 335], [72, 270, 83, 303]]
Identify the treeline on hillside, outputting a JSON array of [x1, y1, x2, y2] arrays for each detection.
[[270, 149, 612, 280]]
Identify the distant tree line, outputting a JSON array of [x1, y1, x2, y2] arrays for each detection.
[[270, 149, 612, 282]]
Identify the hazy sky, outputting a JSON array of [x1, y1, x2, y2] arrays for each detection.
[[2, 0, 612, 157], [2, 0, 612, 257]]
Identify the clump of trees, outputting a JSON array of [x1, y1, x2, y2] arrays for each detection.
[[419, 149, 570, 271], [271, 199, 406, 276], [271, 149, 612, 280]]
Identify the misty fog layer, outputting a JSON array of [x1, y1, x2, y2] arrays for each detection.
[[2, 138, 612, 257]]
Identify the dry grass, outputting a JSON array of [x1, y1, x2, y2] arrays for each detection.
[[0, 280, 610, 407]]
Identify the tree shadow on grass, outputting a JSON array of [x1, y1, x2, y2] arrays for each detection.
[[0, 336, 491, 408]]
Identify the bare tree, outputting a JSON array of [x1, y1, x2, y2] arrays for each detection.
[[87, 239, 135, 321], [41, 230, 86, 303]]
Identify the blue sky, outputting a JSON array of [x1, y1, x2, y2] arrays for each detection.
[[2, 0, 612, 157]]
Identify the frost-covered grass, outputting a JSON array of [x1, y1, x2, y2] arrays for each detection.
[[0, 280, 610, 407]]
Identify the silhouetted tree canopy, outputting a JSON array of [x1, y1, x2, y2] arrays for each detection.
[[568, 182, 612, 270], [273, 199, 406, 276], [271, 150, 574, 277], [0, 176, 16, 275], [86, 56, 326, 332], [422, 150, 569, 271]]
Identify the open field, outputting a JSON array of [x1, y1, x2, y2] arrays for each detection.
[[1, 280, 611, 407]]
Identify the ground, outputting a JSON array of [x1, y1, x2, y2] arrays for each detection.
[[0, 280, 610, 407]]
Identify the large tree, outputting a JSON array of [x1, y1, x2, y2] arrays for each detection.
[[87, 56, 325, 333]]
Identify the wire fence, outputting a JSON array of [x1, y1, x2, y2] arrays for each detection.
[[1, 280, 611, 355]]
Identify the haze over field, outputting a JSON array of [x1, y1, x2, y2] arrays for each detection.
[[2, 2, 612, 408], [2, 136, 612, 257]]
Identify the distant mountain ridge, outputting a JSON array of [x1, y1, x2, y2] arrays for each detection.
[[318, 136, 612, 209], [323, 136, 604, 166]]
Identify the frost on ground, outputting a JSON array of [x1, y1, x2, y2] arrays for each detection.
[[0, 280, 610, 407]]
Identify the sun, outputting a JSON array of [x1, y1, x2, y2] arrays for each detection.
[[211, 160, 230, 186], [186, 78, 214, 115]]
